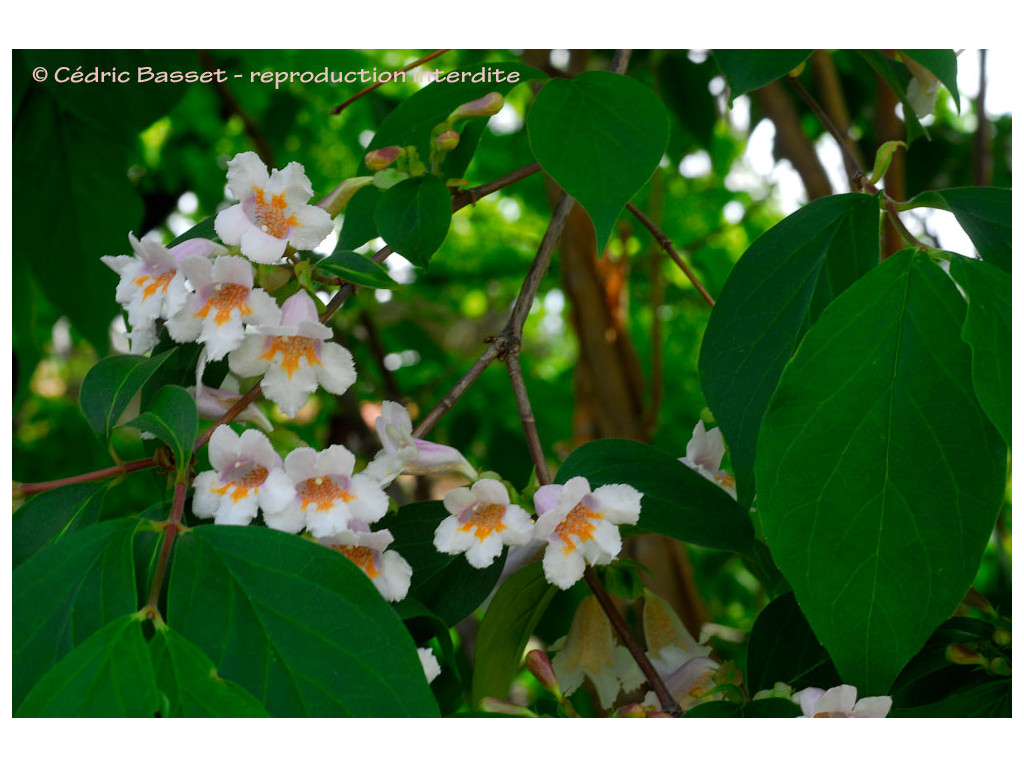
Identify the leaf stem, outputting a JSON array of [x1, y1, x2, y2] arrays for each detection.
[[14, 457, 158, 499], [330, 49, 450, 115], [145, 479, 189, 610]]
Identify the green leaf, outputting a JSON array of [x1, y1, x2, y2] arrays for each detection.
[[857, 50, 929, 142], [336, 185, 382, 251], [167, 525, 438, 716], [316, 250, 398, 289], [756, 250, 1007, 695], [13, 482, 107, 568], [14, 86, 143, 352], [554, 438, 755, 553], [900, 50, 960, 112], [374, 174, 452, 268], [745, 592, 840, 694], [891, 679, 1011, 717], [385, 501, 507, 626], [906, 188, 1011, 272], [685, 698, 801, 717], [79, 350, 175, 438], [365, 61, 545, 179], [125, 384, 197, 472], [13, 517, 141, 709], [150, 625, 270, 717], [527, 71, 670, 253], [699, 193, 880, 507], [711, 50, 814, 102], [949, 255, 1011, 445], [472, 561, 557, 704], [17, 614, 160, 717], [167, 215, 218, 248]]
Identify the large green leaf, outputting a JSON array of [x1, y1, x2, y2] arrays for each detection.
[[374, 174, 452, 268], [79, 350, 175, 438], [906, 188, 1011, 272], [711, 50, 814, 102], [685, 698, 802, 718], [13, 482, 107, 568], [150, 625, 270, 717], [554, 438, 755, 554], [125, 384, 198, 472], [384, 501, 506, 627], [336, 185, 382, 251], [756, 250, 1006, 694], [167, 525, 438, 716], [16, 614, 159, 717], [745, 592, 840, 694], [316, 250, 398, 289], [899, 50, 960, 112], [13, 517, 141, 709], [698, 193, 880, 507], [472, 561, 557, 704], [527, 71, 670, 253], [891, 679, 1011, 717], [949, 255, 1011, 445]]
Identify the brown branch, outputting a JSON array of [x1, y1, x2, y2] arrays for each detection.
[[330, 49, 450, 115], [198, 50, 276, 169], [973, 49, 992, 187], [626, 202, 715, 308], [809, 51, 866, 180], [505, 354, 550, 485], [786, 73, 862, 187], [15, 457, 159, 498], [145, 479, 188, 610]]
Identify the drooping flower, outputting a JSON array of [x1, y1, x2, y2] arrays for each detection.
[[228, 291, 356, 418], [434, 478, 534, 568], [190, 378, 273, 432], [533, 477, 642, 590], [191, 425, 290, 526], [259, 445, 389, 537], [318, 524, 412, 602], [101, 233, 224, 355], [793, 684, 892, 718], [365, 401, 477, 485], [680, 420, 737, 500], [642, 589, 712, 678], [550, 596, 644, 710], [166, 254, 279, 361], [653, 656, 723, 712], [214, 152, 333, 264]]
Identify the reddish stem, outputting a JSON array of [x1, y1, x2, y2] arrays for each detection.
[[16, 457, 158, 498], [145, 479, 189, 609]]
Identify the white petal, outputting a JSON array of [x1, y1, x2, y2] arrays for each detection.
[[207, 424, 240, 470], [316, 343, 357, 396], [533, 484, 564, 517], [793, 687, 825, 717], [191, 471, 220, 518], [375, 550, 412, 602], [258, 467, 297, 514], [592, 484, 643, 525], [433, 516, 461, 554], [418, 648, 441, 683], [237, 429, 281, 469], [287, 204, 333, 251], [284, 446, 319, 481], [472, 478, 510, 505], [211, 255, 255, 288], [500, 505, 535, 545], [380, 401, 413, 435], [347, 474, 389, 524], [247, 289, 283, 327], [852, 696, 893, 718], [262, 500, 306, 533], [241, 226, 288, 264], [543, 545, 586, 590], [318, 444, 356, 478], [305, 505, 351, 538], [261, 363, 316, 418], [815, 684, 858, 715], [214, 204, 251, 246], [215, 493, 259, 526], [466, 534, 503, 569], [165, 297, 202, 344], [225, 151, 269, 201], [442, 486, 476, 516], [228, 335, 271, 379]]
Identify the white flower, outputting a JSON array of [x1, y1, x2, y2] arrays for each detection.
[[191, 425, 289, 526], [101, 233, 224, 355], [680, 420, 737, 500], [365, 401, 477, 484], [166, 254, 279, 361], [434, 478, 534, 568], [259, 445, 389, 537], [418, 647, 441, 683], [318, 526, 412, 602], [214, 151, 333, 264], [228, 291, 356, 418], [793, 684, 892, 718], [642, 590, 712, 678], [551, 596, 643, 710], [533, 478, 642, 590]]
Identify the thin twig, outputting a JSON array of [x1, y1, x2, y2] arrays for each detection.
[[626, 202, 715, 308], [505, 355, 550, 485], [198, 51, 276, 169], [15, 457, 158, 498], [786, 74, 863, 187], [330, 49, 450, 115]]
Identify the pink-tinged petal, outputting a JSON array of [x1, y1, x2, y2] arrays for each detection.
[[284, 446, 319, 481], [318, 444, 356, 478], [207, 424, 240, 470], [191, 470, 220, 518], [287, 204, 333, 250], [279, 291, 320, 328], [793, 687, 825, 717], [236, 429, 281, 469], [533, 484, 564, 517], [225, 151, 270, 202], [214, 204, 251, 246], [263, 500, 306, 534], [101, 254, 134, 276], [130, 234, 178, 270], [543, 545, 586, 590], [685, 421, 727, 474], [257, 467, 297, 514], [169, 237, 225, 262], [380, 400, 414, 435], [407, 439, 476, 479], [210, 255, 255, 288], [228, 335, 271, 379], [851, 696, 893, 718], [316, 343, 357, 397], [560, 477, 592, 508], [471, 478, 510, 506], [662, 657, 719, 705], [363, 450, 406, 486], [591, 484, 643, 525], [240, 226, 288, 264], [815, 684, 858, 715]]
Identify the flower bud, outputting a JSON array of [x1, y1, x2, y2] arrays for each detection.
[[989, 657, 1011, 676], [946, 643, 989, 668], [614, 703, 647, 718], [434, 129, 460, 152], [364, 146, 404, 171], [478, 697, 537, 717], [525, 649, 559, 695], [319, 176, 375, 218], [993, 627, 1011, 647], [449, 92, 504, 121]]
